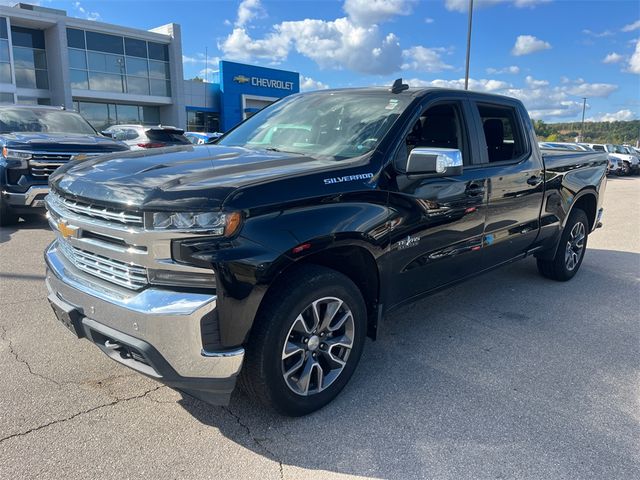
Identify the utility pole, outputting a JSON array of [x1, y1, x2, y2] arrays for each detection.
[[580, 97, 587, 142], [464, 0, 474, 90]]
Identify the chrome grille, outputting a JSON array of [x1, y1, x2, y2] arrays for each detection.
[[29, 153, 73, 178], [48, 192, 144, 226], [58, 240, 148, 290]]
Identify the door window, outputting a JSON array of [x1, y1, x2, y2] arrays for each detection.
[[476, 104, 526, 163], [395, 102, 469, 171]]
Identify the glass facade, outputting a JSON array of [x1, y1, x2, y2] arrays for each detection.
[[187, 110, 220, 132], [11, 26, 48, 89], [67, 28, 171, 96], [73, 100, 160, 131], [0, 17, 10, 84], [0, 92, 14, 103]]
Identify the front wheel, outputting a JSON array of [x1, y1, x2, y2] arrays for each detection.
[[537, 208, 589, 281], [240, 265, 367, 416], [622, 161, 631, 176]]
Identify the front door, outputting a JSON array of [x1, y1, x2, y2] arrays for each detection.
[[385, 98, 488, 306]]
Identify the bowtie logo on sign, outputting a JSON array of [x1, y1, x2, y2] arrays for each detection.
[[233, 75, 250, 84], [233, 74, 294, 91]]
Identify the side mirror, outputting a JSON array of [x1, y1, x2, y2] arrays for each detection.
[[406, 148, 463, 176], [101, 131, 113, 138]]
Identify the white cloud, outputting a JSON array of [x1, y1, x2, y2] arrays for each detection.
[[511, 35, 551, 56], [621, 20, 640, 32], [236, 0, 264, 27], [401, 46, 454, 73], [582, 29, 614, 38], [73, 1, 100, 21], [564, 80, 618, 97], [198, 67, 219, 80], [220, 27, 290, 62], [445, 0, 550, 13], [603, 52, 624, 64], [300, 75, 330, 91], [220, 16, 407, 74], [587, 110, 636, 122], [183, 53, 219, 65], [629, 39, 640, 74], [406, 77, 511, 92], [405, 75, 619, 121], [486, 65, 520, 74], [525, 75, 549, 88], [343, 0, 417, 25], [425, 17, 435, 24]]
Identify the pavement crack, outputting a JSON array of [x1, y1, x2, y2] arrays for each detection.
[[221, 406, 285, 480], [0, 385, 163, 445], [0, 324, 65, 388]]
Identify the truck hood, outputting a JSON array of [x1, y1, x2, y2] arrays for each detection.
[[3, 132, 129, 153], [50, 145, 334, 210]]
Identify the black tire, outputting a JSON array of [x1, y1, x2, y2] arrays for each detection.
[[0, 199, 18, 227], [240, 265, 367, 416], [537, 208, 589, 281], [622, 161, 631, 176]]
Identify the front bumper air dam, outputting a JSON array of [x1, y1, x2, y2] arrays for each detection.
[[2, 185, 49, 209], [44, 242, 244, 405]]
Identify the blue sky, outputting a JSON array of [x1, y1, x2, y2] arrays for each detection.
[[46, 0, 640, 122]]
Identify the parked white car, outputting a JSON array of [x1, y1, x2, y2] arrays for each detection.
[[585, 143, 638, 175]]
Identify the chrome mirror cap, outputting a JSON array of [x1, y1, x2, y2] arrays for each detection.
[[406, 147, 463, 176]]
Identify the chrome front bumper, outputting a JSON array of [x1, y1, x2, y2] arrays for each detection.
[[45, 240, 244, 389], [2, 185, 49, 207]]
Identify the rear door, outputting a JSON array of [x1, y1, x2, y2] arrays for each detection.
[[468, 99, 545, 268], [385, 95, 489, 306]]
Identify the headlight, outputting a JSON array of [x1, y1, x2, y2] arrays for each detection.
[[151, 211, 242, 236], [2, 147, 32, 168]]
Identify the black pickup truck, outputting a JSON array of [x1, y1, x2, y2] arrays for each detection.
[[44, 83, 607, 416], [0, 105, 129, 225]]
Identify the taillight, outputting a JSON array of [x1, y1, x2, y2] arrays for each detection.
[[137, 142, 165, 148]]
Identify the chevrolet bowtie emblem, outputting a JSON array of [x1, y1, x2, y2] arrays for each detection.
[[57, 220, 79, 239], [72, 154, 90, 162], [233, 75, 251, 84]]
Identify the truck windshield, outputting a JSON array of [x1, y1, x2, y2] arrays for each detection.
[[0, 108, 97, 135], [217, 91, 412, 160]]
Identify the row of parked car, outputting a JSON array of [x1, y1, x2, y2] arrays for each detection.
[[539, 141, 640, 176], [0, 104, 221, 225]]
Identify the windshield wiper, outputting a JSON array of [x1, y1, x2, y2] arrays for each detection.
[[264, 147, 304, 155]]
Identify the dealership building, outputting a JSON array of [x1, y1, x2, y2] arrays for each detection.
[[0, 3, 300, 133]]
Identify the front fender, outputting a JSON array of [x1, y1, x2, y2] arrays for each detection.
[[183, 198, 390, 347]]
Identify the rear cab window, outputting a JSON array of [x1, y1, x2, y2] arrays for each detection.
[[475, 103, 527, 163]]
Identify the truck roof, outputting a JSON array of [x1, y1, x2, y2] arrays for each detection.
[[303, 85, 524, 105]]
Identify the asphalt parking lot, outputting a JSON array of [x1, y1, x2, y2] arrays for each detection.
[[1, 176, 639, 480]]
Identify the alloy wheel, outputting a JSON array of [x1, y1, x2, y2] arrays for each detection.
[[565, 221, 586, 271], [281, 297, 355, 396]]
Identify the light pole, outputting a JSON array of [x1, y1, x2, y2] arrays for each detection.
[[464, 0, 474, 90], [580, 97, 587, 142]]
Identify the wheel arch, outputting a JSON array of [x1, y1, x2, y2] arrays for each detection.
[[257, 243, 382, 341]]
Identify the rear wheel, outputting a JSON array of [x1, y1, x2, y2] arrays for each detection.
[[537, 208, 589, 281], [240, 265, 367, 416]]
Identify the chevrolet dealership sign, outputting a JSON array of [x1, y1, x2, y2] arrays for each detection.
[[234, 74, 294, 91]]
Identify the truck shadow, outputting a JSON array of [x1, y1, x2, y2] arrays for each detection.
[[0, 214, 49, 245], [181, 248, 640, 478]]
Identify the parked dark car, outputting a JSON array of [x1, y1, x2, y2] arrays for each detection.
[[103, 125, 191, 150], [44, 83, 607, 416], [0, 105, 129, 225]]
